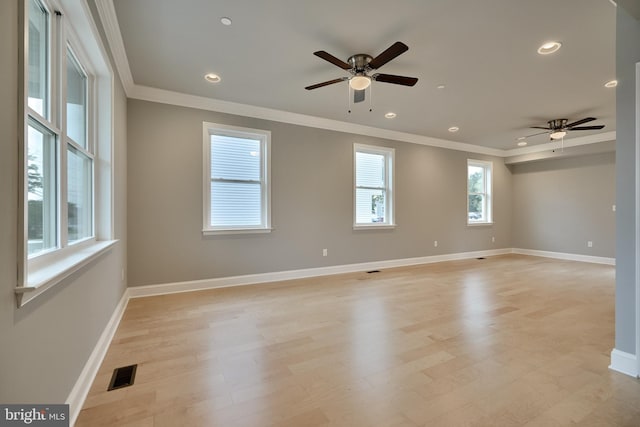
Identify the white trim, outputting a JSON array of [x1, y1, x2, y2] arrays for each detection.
[[128, 249, 513, 299], [17, 240, 117, 307], [635, 62, 640, 377], [609, 349, 639, 378], [93, 0, 134, 94], [67, 289, 130, 426], [512, 248, 616, 265]]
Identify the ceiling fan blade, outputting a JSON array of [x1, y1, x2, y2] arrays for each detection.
[[313, 51, 351, 70], [372, 73, 418, 86], [525, 130, 551, 138], [305, 77, 348, 90], [566, 117, 597, 127], [569, 125, 605, 131], [530, 126, 550, 130], [354, 89, 365, 103], [368, 42, 409, 69]]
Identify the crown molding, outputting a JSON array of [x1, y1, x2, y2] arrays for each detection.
[[95, 0, 617, 159], [130, 84, 506, 156], [95, 0, 134, 95]]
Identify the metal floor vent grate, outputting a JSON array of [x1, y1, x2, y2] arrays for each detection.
[[476, 257, 486, 260], [108, 364, 137, 391], [366, 270, 381, 274]]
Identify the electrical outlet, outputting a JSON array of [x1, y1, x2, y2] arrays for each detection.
[[322, 248, 328, 257], [587, 241, 593, 248], [434, 240, 438, 247]]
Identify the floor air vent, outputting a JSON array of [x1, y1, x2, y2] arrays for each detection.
[[108, 364, 137, 391], [367, 270, 381, 274], [476, 257, 486, 260]]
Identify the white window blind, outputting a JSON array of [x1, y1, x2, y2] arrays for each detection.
[[203, 123, 271, 234], [354, 144, 394, 227]]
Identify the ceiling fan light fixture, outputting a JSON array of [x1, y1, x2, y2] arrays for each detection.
[[550, 130, 567, 140], [349, 75, 371, 91], [537, 41, 562, 55]]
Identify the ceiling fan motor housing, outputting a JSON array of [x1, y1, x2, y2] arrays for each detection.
[[348, 54, 373, 74], [548, 118, 568, 129]]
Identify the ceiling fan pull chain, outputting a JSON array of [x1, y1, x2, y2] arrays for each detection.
[[347, 85, 352, 114], [369, 85, 373, 112]]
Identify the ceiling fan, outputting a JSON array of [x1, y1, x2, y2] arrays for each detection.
[[527, 117, 605, 140], [305, 41, 418, 104]]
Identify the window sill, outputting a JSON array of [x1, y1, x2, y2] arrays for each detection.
[[467, 222, 494, 227], [202, 228, 273, 236], [353, 224, 397, 230], [16, 239, 118, 307]]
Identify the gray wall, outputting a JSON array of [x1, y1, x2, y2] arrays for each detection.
[[0, 0, 127, 404], [615, 5, 640, 354], [127, 99, 512, 286], [511, 152, 616, 258]]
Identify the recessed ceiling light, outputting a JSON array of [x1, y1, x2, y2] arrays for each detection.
[[537, 41, 562, 55], [448, 126, 459, 133], [204, 73, 221, 83], [604, 79, 618, 88], [437, 84, 446, 89], [385, 112, 397, 119], [220, 17, 232, 26], [517, 141, 528, 147]]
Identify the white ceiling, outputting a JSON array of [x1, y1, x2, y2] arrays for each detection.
[[109, 0, 617, 151]]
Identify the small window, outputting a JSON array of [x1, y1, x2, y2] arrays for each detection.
[[467, 159, 492, 224], [354, 144, 395, 228], [203, 123, 271, 234]]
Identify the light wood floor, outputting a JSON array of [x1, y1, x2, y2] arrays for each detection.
[[77, 255, 640, 426]]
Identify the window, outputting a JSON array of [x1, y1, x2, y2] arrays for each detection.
[[354, 144, 395, 228], [203, 123, 271, 234], [18, 0, 114, 307], [467, 159, 493, 224]]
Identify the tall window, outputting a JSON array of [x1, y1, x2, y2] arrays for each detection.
[[19, 0, 112, 306], [354, 144, 395, 228], [467, 159, 492, 224], [26, 0, 94, 257], [203, 123, 271, 234]]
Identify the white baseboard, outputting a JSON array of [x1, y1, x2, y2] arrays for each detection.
[[66, 290, 130, 426], [609, 349, 639, 378], [127, 248, 513, 298], [512, 248, 615, 265]]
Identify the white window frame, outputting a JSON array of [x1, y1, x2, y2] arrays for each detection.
[[16, 0, 115, 307], [353, 143, 395, 229], [202, 122, 272, 235], [467, 159, 493, 225]]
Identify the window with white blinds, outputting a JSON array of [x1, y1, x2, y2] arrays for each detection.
[[354, 143, 395, 228], [203, 123, 271, 234]]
